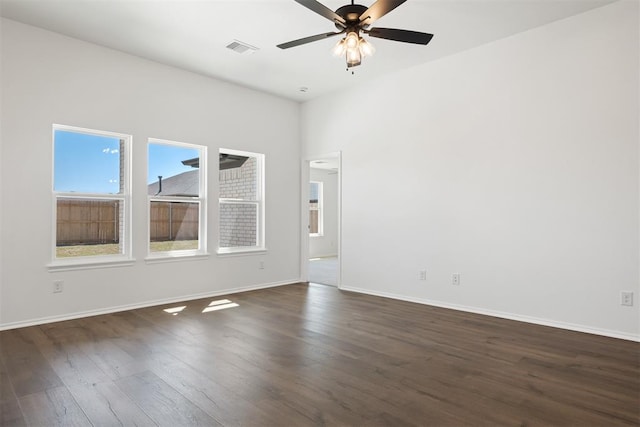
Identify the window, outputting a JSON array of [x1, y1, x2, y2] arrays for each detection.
[[52, 125, 131, 264], [218, 149, 264, 253], [148, 140, 207, 257], [309, 181, 323, 236]]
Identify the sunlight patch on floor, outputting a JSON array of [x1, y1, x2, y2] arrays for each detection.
[[163, 305, 187, 315], [202, 299, 239, 313]]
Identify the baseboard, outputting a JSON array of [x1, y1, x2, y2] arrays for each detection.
[[309, 254, 338, 259], [340, 285, 640, 343], [0, 279, 299, 331], [5, 281, 636, 342]]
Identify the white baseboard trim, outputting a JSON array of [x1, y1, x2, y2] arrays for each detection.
[[0, 279, 300, 331], [340, 285, 640, 342]]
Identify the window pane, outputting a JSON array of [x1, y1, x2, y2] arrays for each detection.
[[219, 202, 257, 248], [219, 156, 257, 200], [149, 201, 199, 252], [56, 198, 123, 258], [219, 149, 262, 252], [309, 182, 321, 235], [309, 204, 319, 234], [148, 143, 200, 197], [54, 130, 123, 194], [310, 182, 319, 203]]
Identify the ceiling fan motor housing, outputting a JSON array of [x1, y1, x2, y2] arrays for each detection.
[[276, 0, 434, 60], [334, 4, 369, 30]]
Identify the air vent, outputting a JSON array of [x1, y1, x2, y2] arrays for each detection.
[[226, 40, 259, 54]]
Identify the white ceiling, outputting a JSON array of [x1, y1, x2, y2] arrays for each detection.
[[0, 0, 616, 102]]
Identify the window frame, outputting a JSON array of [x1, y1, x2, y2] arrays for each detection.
[[309, 181, 324, 237], [217, 148, 265, 255], [48, 124, 133, 271], [146, 138, 208, 260]]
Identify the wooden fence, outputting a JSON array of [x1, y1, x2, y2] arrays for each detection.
[[57, 199, 120, 245], [56, 200, 198, 245], [309, 210, 319, 234], [149, 201, 199, 242]]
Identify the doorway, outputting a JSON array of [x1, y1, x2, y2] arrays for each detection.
[[305, 154, 340, 287]]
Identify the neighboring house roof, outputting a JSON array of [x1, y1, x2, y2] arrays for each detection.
[[182, 154, 248, 170], [181, 157, 199, 168], [148, 170, 199, 197]]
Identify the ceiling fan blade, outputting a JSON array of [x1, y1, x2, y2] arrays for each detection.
[[294, 0, 346, 27], [277, 31, 344, 49], [359, 0, 407, 27], [367, 27, 434, 45]]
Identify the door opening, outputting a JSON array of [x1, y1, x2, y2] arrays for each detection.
[[305, 154, 340, 287]]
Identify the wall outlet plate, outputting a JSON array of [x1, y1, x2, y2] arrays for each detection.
[[621, 291, 633, 306], [53, 280, 64, 293], [452, 273, 460, 286]]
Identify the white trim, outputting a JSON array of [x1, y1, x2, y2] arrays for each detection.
[[300, 160, 310, 282], [47, 257, 136, 272], [340, 285, 640, 342], [216, 247, 268, 256], [145, 253, 210, 264], [308, 253, 338, 259], [51, 125, 133, 264], [0, 280, 299, 331], [149, 195, 200, 203], [218, 148, 265, 251], [53, 123, 132, 140], [148, 137, 204, 151], [54, 193, 127, 200]]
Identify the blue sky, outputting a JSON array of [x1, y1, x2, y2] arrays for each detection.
[[54, 130, 121, 193], [147, 143, 199, 185], [54, 130, 199, 194]]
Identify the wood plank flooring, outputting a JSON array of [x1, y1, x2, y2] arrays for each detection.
[[1, 283, 638, 426]]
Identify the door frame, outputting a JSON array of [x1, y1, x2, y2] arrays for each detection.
[[301, 151, 342, 288]]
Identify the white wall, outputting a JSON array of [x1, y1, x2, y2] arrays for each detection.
[[0, 19, 301, 328], [0, 21, 4, 325], [309, 168, 338, 258], [301, 1, 639, 340]]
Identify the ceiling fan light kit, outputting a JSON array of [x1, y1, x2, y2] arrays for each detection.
[[332, 31, 374, 67], [277, 0, 433, 70]]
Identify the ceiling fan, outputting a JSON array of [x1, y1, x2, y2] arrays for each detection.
[[277, 0, 433, 69]]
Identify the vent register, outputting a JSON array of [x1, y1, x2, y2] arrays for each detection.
[[226, 40, 259, 54]]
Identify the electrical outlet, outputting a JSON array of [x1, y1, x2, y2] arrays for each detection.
[[259, 261, 265, 270], [621, 291, 634, 306], [419, 270, 427, 281], [53, 280, 64, 293], [452, 273, 460, 286]]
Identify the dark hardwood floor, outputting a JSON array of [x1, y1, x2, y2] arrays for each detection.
[[1, 283, 638, 426]]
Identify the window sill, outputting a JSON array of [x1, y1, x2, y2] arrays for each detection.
[[310, 234, 324, 238], [47, 257, 136, 272], [145, 252, 210, 264], [216, 247, 267, 257]]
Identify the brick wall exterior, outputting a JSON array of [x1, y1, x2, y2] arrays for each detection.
[[219, 156, 258, 247]]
